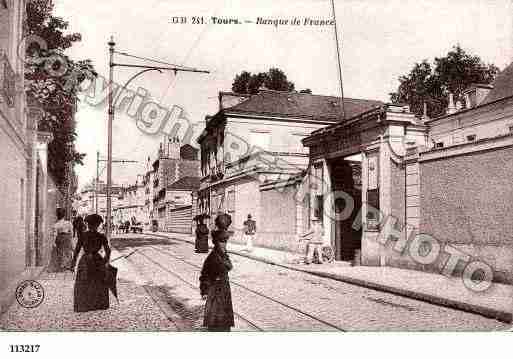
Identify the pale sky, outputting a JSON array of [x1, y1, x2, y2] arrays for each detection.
[[52, 0, 513, 189]]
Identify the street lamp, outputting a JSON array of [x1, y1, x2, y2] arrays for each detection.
[[105, 36, 209, 240]]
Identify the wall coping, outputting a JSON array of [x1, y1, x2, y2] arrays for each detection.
[[418, 133, 513, 162]]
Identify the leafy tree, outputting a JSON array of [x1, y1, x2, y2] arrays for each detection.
[[231, 67, 295, 94], [25, 0, 96, 188], [390, 45, 499, 118]]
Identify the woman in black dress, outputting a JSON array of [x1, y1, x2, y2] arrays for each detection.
[[195, 215, 210, 253], [199, 213, 234, 331], [71, 214, 111, 313]]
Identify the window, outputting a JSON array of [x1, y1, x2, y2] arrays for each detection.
[[249, 131, 271, 151], [313, 194, 323, 220], [466, 134, 476, 142], [227, 190, 235, 213]]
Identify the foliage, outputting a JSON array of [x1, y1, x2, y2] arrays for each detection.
[[25, 0, 96, 188], [231, 67, 295, 94], [390, 45, 499, 118]]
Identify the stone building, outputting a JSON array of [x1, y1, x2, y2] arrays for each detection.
[[197, 89, 384, 250], [0, 0, 62, 312], [165, 176, 200, 233], [114, 180, 146, 226], [301, 63, 513, 285], [151, 135, 200, 231]]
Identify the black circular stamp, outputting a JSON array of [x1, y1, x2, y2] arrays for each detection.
[[15, 280, 45, 309]]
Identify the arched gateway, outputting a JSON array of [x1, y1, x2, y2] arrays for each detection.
[[302, 103, 427, 264]]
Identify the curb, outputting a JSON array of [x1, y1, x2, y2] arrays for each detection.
[[146, 232, 512, 324]]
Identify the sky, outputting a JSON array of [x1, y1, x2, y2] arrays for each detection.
[[52, 0, 513, 190]]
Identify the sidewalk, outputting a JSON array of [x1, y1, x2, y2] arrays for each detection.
[[150, 231, 513, 323], [0, 247, 177, 331]]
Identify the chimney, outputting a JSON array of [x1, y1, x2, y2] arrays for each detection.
[[447, 92, 457, 114], [462, 84, 493, 109], [421, 102, 430, 122], [168, 136, 181, 159]]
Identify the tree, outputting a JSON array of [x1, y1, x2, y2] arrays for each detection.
[[25, 0, 96, 188], [390, 45, 499, 118], [231, 67, 295, 94]]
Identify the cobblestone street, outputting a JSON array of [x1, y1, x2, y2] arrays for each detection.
[[112, 234, 509, 331], [0, 269, 176, 331]]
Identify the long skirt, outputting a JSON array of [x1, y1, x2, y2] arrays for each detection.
[[195, 235, 209, 253], [203, 278, 234, 329], [49, 234, 73, 272], [73, 253, 109, 312]]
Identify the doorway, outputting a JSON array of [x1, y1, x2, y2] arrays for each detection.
[[329, 154, 362, 261]]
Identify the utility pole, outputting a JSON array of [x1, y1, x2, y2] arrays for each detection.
[[105, 36, 209, 241], [107, 37, 115, 239], [95, 150, 99, 214]]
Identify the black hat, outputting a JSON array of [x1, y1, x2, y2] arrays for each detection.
[[85, 214, 103, 227], [214, 213, 232, 231]]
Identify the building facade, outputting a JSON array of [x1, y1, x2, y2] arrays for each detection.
[[301, 63, 513, 284], [0, 0, 62, 312], [151, 135, 200, 231], [197, 90, 385, 251]]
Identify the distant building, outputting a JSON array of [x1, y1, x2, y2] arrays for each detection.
[[78, 181, 123, 218], [151, 135, 200, 231], [113, 179, 146, 226], [164, 176, 200, 233]]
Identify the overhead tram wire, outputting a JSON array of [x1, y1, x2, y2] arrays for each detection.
[[113, 50, 198, 71]]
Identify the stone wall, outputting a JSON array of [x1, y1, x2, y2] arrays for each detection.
[[419, 144, 513, 283], [0, 125, 27, 293], [258, 185, 301, 252]]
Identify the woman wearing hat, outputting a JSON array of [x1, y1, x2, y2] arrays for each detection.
[[71, 213, 111, 312], [199, 213, 235, 331], [195, 214, 210, 253]]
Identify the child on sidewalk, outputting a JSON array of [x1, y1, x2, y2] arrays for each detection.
[[299, 219, 324, 264]]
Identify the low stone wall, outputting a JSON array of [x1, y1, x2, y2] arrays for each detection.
[[401, 140, 513, 284]]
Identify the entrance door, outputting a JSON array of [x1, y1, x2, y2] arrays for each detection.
[[329, 158, 362, 261]]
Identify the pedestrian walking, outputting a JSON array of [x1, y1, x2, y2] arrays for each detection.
[[195, 214, 210, 253], [72, 213, 86, 241], [52, 208, 73, 272], [242, 214, 256, 252], [199, 213, 234, 332], [299, 219, 324, 264], [71, 214, 111, 313]]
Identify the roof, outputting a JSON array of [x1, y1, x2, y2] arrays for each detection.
[[224, 90, 384, 122], [481, 62, 513, 104], [167, 176, 200, 191]]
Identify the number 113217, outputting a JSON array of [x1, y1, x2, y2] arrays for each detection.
[[9, 345, 40, 353]]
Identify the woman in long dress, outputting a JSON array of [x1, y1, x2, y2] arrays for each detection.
[[195, 215, 210, 253], [71, 214, 111, 312], [52, 208, 73, 272], [199, 213, 234, 331]]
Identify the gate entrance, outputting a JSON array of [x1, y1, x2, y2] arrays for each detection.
[[329, 155, 362, 261]]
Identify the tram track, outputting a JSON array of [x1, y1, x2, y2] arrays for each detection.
[[131, 247, 263, 331], [144, 244, 346, 331]]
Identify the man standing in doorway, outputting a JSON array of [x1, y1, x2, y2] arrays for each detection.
[[243, 214, 256, 252]]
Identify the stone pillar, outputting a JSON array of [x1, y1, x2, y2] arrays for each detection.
[[36, 131, 54, 267], [361, 142, 381, 266], [24, 107, 40, 267]]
